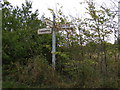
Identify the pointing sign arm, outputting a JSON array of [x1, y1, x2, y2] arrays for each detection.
[[38, 28, 52, 34]]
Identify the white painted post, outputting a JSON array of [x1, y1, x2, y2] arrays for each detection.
[[52, 13, 56, 70]]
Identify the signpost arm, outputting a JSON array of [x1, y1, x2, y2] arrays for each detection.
[[52, 13, 56, 70]]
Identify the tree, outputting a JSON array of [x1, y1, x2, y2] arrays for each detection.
[[2, 0, 44, 31], [84, 1, 118, 86]]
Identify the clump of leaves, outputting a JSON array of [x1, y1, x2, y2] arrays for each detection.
[[12, 55, 68, 88]]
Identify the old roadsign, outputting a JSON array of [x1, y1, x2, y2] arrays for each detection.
[[56, 24, 74, 30], [38, 28, 52, 34], [45, 18, 53, 27]]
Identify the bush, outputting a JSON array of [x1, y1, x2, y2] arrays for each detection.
[[2, 81, 29, 88], [2, 30, 52, 65], [11, 55, 68, 88], [62, 59, 101, 88]]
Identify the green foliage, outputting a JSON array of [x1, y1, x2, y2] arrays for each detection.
[[62, 59, 100, 88], [3, 55, 70, 88], [2, 30, 52, 64], [2, 0, 119, 88], [2, 1, 44, 31], [85, 1, 116, 44], [15, 55, 51, 86], [3, 81, 29, 88]]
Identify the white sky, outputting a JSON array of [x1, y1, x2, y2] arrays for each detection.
[[8, 0, 118, 18], [7, 0, 119, 43]]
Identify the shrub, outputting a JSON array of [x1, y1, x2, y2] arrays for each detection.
[[2, 30, 52, 65], [12, 55, 67, 88]]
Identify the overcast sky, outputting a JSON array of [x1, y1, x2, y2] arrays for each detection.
[[8, 0, 118, 18], [7, 0, 119, 43]]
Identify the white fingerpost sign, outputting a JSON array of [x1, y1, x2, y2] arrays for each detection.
[[38, 14, 74, 70], [45, 18, 53, 28], [38, 28, 52, 34]]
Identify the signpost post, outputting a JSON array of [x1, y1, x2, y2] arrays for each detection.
[[52, 13, 56, 70], [38, 13, 74, 70], [38, 13, 56, 70]]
